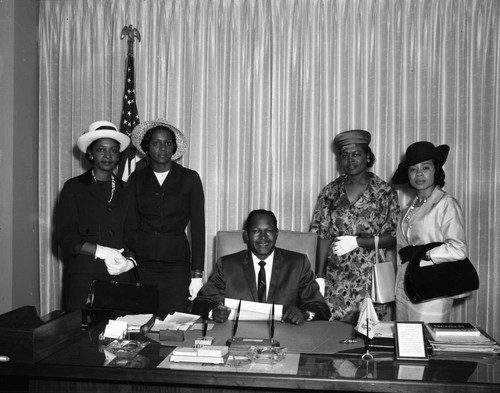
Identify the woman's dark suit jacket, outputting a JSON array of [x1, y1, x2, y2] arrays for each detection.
[[125, 161, 205, 270], [197, 248, 331, 320], [55, 169, 130, 308]]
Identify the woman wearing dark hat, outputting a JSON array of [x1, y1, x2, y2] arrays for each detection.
[[393, 142, 467, 322], [310, 130, 400, 322], [125, 119, 205, 318], [56, 121, 135, 309]]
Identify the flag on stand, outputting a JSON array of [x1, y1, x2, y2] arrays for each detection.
[[116, 46, 145, 181], [355, 297, 380, 339]]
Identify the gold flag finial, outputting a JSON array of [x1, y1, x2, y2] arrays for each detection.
[[121, 25, 141, 43]]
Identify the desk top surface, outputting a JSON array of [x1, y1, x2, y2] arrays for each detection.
[[1, 316, 500, 393]]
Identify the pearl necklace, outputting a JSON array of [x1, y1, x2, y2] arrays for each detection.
[[404, 196, 428, 223], [92, 170, 116, 204]]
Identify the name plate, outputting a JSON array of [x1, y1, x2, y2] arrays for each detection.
[[226, 337, 280, 348]]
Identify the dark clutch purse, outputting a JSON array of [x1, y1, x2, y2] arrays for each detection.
[[403, 242, 479, 303], [86, 263, 159, 314]]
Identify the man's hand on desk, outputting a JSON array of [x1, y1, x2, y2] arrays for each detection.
[[281, 305, 307, 325], [212, 303, 231, 323]]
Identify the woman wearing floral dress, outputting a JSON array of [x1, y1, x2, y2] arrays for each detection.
[[310, 130, 400, 322]]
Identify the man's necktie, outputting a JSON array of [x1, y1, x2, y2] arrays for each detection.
[[258, 261, 267, 303]]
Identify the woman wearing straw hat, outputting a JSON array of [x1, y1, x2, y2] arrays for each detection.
[[392, 141, 468, 322], [310, 130, 400, 322], [126, 119, 205, 318], [56, 121, 135, 309]]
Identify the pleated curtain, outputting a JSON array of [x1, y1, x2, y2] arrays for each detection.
[[39, 0, 500, 339]]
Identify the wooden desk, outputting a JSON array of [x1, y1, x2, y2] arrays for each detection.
[[1, 318, 499, 393]]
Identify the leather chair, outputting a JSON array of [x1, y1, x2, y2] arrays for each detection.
[[215, 230, 318, 271]]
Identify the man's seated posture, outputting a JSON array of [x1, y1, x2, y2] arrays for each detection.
[[194, 209, 331, 324]]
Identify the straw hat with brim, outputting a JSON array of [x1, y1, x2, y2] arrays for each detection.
[[131, 119, 187, 161], [392, 141, 450, 185], [332, 130, 371, 152], [77, 120, 130, 153]]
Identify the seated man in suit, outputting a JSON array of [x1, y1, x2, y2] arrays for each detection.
[[194, 209, 331, 324]]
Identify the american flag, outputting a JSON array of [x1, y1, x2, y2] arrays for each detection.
[[116, 51, 145, 181]]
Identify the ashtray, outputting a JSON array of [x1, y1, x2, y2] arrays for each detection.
[[248, 346, 286, 364], [104, 339, 148, 358], [226, 354, 252, 368], [105, 354, 150, 368]]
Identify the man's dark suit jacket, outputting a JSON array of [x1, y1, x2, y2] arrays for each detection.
[[196, 247, 331, 320]]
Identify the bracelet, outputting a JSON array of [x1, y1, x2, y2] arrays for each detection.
[[193, 269, 203, 278], [425, 251, 435, 264]]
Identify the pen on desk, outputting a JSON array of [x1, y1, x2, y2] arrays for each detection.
[[365, 317, 371, 350], [231, 299, 242, 341], [362, 316, 374, 361], [202, 318, 208, 338], [271, 303, 275, 344], [140, 314, 157, 334]]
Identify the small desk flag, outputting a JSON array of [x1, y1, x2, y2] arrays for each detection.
[[355, 297, 380, 339]]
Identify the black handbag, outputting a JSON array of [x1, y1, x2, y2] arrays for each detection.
[[86, 264, 159, 314], [403, 242, 479, 303]]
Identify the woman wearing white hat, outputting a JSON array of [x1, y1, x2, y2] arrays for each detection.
[[125, 119, 205, 318], [56, 120, 135, 309]]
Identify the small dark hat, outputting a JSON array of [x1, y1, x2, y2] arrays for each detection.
[[392, 141, 449, 184], [332, 130, 371, 152]]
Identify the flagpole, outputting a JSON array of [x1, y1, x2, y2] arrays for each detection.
[[116, 25, 144, 181]]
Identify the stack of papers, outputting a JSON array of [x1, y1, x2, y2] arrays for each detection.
[[225, 298, 283, 320], [373, 321, 395, 338], [169, 346, 229, 364], [151, 312, 200, 332], [103, 320, 128, 339], [427, 322, 480, 337], [425, 323, 500, 354], [116, 314, 155, 332]]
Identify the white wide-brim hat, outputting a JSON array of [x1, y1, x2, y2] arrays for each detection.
[[77, 121, 130, 153], [131, 119, 187, 161]]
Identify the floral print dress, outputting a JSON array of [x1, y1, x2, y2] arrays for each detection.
[[310, 172, 400, 322]]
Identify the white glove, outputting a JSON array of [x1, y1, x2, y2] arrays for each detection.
[[95, 245, 124, 262], [419, 259, 434, 267], [106, 256, 135, 276], [315, 277, 325, 296], [95, 245, 132, 275], [189, 277, 203, 300], [333, 236, 359, 256]]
